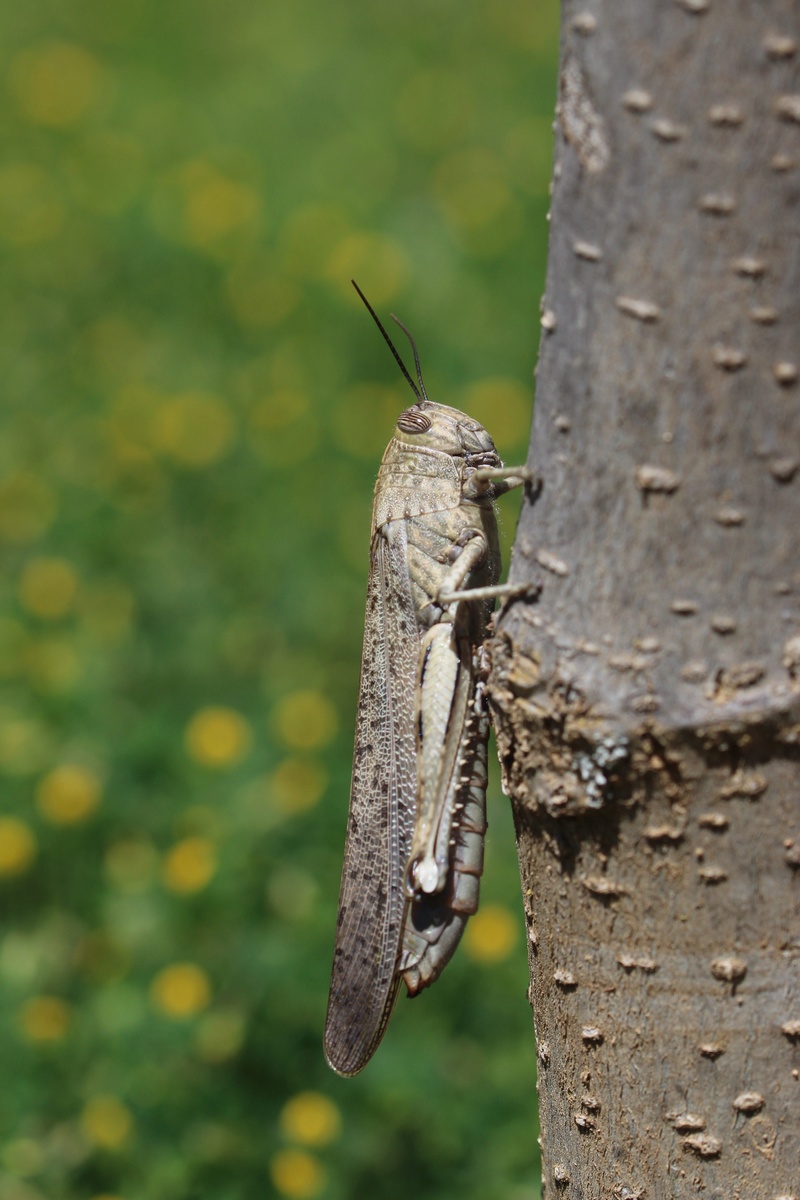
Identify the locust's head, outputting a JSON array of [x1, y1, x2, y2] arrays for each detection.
[[394, 401, 501, 469]]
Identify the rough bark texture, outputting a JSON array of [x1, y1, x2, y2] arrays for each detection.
[[488, 2, 800, 1196]]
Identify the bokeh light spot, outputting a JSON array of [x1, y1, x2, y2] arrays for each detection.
[[0, 163, 64, 246], [194, 1011, 246, 1063], [185, 707, 252, 769], [0, 714, 52, 776], [249, 386, 308, 432], [104, 839, 158, 893], [36, 763, 102, 825], [280, 1092, 342, 1147], [272, 691, 337, 751], [150, 160, 262, 258], [152, 392, 236, 468], [24, 637, 84, 694], [0, 817, 37, 876], [80, 1096, 133, 1149], [270, 1149, 326, 1200], [162, 836, 217, 894], [184, 168, 261, 250], [463, 904, 518, 963], [20, 995, 71, 1042], [270, 759, 327, 815], [8, 42, 104, 128], [266, 867, 317, 921], [18, 557, 79, 620], [434, 148, 512, 231], [1, 1137, 43, 1178], [463, 378, 531, 449], [326, 232, 409, 306], [92, 983, 146, 1035], [150, 963, 212, 1018], [0, 473, 57, 544]]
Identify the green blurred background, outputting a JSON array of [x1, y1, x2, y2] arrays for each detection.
[[0, 1, 558, 1197]]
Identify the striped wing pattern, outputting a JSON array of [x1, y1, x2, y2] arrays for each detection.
[[323, 521, 419, 1076]]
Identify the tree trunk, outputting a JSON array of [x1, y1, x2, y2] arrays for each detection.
[[488, 1, 800, 1195]]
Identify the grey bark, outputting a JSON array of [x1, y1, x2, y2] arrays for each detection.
[[488, 1, 800, 1196]]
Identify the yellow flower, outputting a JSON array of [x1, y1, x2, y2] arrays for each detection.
[[80, 1096, 133, 1149], [18, 557, 79, 620], [463, 905, 518, 963], [270, 760, 327, 815], [280, 1092, 341, 1147], [185, 706, 252, 768], [20, 995, 71, 1042], [36, 763, 102, 824], [150, 963, 211, 1018], [270, 1149, 326, 1199], [272, 691, 337, 751], [162, 836, 217, 894], [8, 41, 104, 128], [0, 817, 37, 876]]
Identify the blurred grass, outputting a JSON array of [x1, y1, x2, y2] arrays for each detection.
[[0, 1, 558, 1197]]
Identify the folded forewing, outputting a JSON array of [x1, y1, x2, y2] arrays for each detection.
[[324, 520, 419, 1076]]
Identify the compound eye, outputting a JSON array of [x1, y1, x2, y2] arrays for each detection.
[[397, 408, 432, 434]]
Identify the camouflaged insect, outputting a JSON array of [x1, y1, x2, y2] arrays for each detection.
[[324, 285, 527, 1077]]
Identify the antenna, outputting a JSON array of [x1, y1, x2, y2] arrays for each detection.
[[351, 280, 425, 406], [389, 311, 430, 404]]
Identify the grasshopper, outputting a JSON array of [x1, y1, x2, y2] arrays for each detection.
[[324, 282, 529, 1076]]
